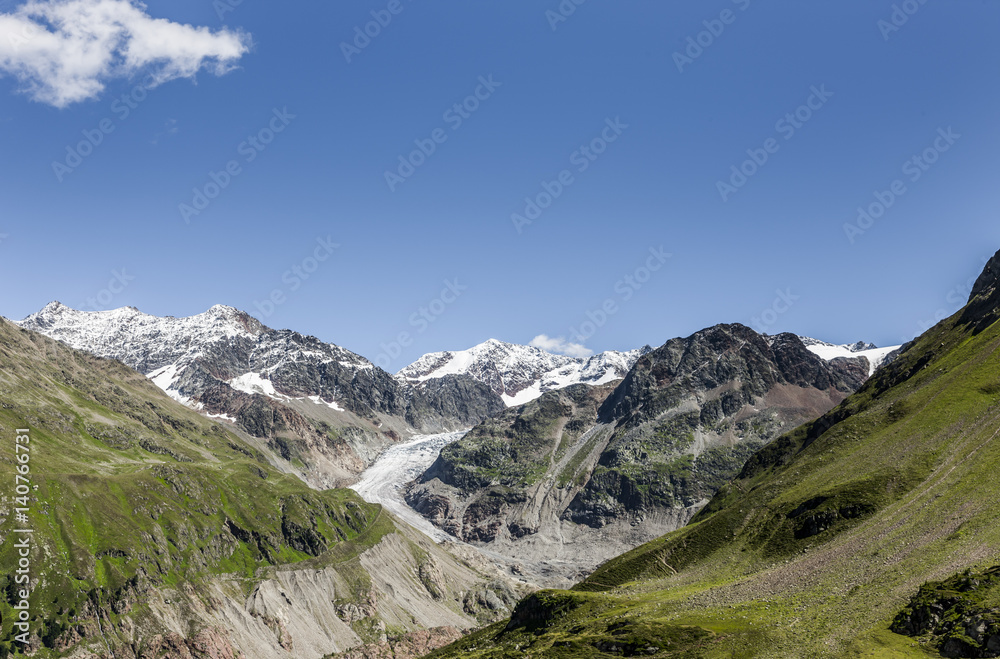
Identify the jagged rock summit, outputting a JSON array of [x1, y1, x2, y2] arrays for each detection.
[[399, 338, 653, 406]]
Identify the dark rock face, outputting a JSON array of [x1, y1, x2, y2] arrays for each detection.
[[597, 326, 864, 427], [892, 566, 1000, 657], [405, 375, 507, 432], [961, 248, 1000, 334], [409, 324, 873, 553], [407, 383, 615, 544], [566, 325, 865, 528]]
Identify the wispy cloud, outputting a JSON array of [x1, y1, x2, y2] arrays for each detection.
[[0, 0, 250, 107], [530, 334, 593, 359]]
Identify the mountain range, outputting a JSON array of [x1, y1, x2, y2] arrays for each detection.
[[405, 327, 887, 584], [399, 340, 654, 407], [4, 297, 912, 657], [0, 315, 518, 659], [16, 302, 506, 487], [426, 249, 1000, 658]]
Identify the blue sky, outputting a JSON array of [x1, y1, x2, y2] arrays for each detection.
[[1, 0, 998, 369]]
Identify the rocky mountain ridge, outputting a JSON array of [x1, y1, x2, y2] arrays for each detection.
[[16, 302, 506, 487], [399, 338, 653, 407], [405, 325, 878, 583]]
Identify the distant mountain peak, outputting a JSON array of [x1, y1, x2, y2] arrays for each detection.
[[400, 340, 652, 406], [798, 336, 900, 376], [16, 303, 507, 475]]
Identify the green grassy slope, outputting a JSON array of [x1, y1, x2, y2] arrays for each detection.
[[425, 254, 1000, 658], [0, 319, 395, 656]]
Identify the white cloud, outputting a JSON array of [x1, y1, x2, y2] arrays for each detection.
[[529, 334, 593, 359], [0, 0, 250, 107]]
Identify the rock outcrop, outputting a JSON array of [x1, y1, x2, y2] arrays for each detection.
[[406, 326, 872, 584], [892, 566, 1000, 658]]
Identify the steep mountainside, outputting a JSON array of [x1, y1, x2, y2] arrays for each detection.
[[427, 249, 1000, 658], [399, 339, 652, 406], [407, 326, 869, 585], [0, 318, 516, 659], [17, 303, 505, 486]]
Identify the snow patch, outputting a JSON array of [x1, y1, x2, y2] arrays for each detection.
[[228, 372, 280, 398], [801, 338, 900, 376], [308, 395, 345, 412], [148, 364, 194, 406]]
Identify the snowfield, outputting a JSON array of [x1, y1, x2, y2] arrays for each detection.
[[800, 337, 900, 376]]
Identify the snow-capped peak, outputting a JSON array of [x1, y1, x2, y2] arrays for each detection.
[[799, 336, 900, 376], [16, 302, 370, 410], [399, 339, 652, 406]]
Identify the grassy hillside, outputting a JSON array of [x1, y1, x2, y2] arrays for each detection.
[[0, 319, 502, 657], [425, 254, 1000, 658]]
